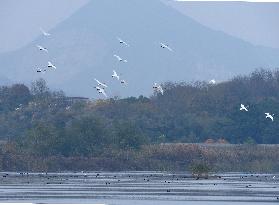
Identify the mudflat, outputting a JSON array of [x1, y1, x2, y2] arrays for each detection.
[[0, 172, 278, 204]]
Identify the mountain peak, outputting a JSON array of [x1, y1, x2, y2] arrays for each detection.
[[1, 0, 279, 98]]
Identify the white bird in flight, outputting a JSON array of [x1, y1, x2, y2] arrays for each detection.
[[47, 61, 56, 69], [117, 37, 130, 47], [153, 83, 164, 95], [36, 68, 47, 73], [158, 86, 164, 95], [112, 70, 120, 80], [120, 79, 127, 85], [153, 83, 159, 89], [94, 86, 102, 91], [94, 86, 107, 97], [94, 78, 108, 88], [240, 104, 248, 112], [265, 113, 274, 121], [40, 28, 51, 36], [37, 45, 48, 53], [99, 89, 107, 97], [160, 43, 173, 52], [114, 54, 127, 63], [209, 79, 216, 84]]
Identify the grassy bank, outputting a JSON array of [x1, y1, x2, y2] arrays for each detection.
[[1, 143, 278, 172]]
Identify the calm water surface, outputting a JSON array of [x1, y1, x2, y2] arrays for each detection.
[[0, 171, 278, 204]]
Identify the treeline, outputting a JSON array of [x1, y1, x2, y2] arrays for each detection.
[[0, 69, 279, 160]]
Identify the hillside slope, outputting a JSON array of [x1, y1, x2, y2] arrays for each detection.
[[1, 0, 279, 98]]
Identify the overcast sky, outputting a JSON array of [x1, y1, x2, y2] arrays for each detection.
[[0, 0, 89, 53], [168, 1, 279, 49], [0, 0, 279, 53]]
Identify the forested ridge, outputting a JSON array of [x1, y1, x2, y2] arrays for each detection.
[[0, 69, 279, 171]]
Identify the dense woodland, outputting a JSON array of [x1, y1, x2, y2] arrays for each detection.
[[0, 69, 279, 171]]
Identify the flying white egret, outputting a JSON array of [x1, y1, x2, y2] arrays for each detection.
[[47, 61, 56, 69], [36, 45, 48, 53], [153, 83, 158, 89], [117, 37, 130, 47], [112, 70, 120, 80], [158, 86, 164, 95], [120, 79, 127, 85], [94, 79, 108, 88], [240, 104, 248, 112], [114, 54, 127, 63], [94, 86, 107, 97], [153, 83, 164, 95], [209, 79, 216, 84], [265, 113, 274, 121], [153, 83, 161, 89], [94, 86, 102, 91], [160, 43, 173, 52], [36, 68, 47, 73], [40, 28, 51, 36], [99, 89, 107, 97]]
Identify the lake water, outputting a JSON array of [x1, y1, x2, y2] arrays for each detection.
[[0, 171, 278, 204]]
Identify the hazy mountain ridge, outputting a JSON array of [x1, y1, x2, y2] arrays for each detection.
[[1, 0, 279, 98]]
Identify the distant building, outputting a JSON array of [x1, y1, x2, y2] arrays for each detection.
[[204, 138, 229, 144], [217, 138, 229, 144], [65, 97, 90, 105], [204, 139, 215, 144]]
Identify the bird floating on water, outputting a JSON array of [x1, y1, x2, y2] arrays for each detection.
[[265, 113, 274, 121], [15, 104, 23, 111], [240, 104, 248, 112]]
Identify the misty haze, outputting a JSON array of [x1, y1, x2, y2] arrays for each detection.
[[0, 0, 279, 204]]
